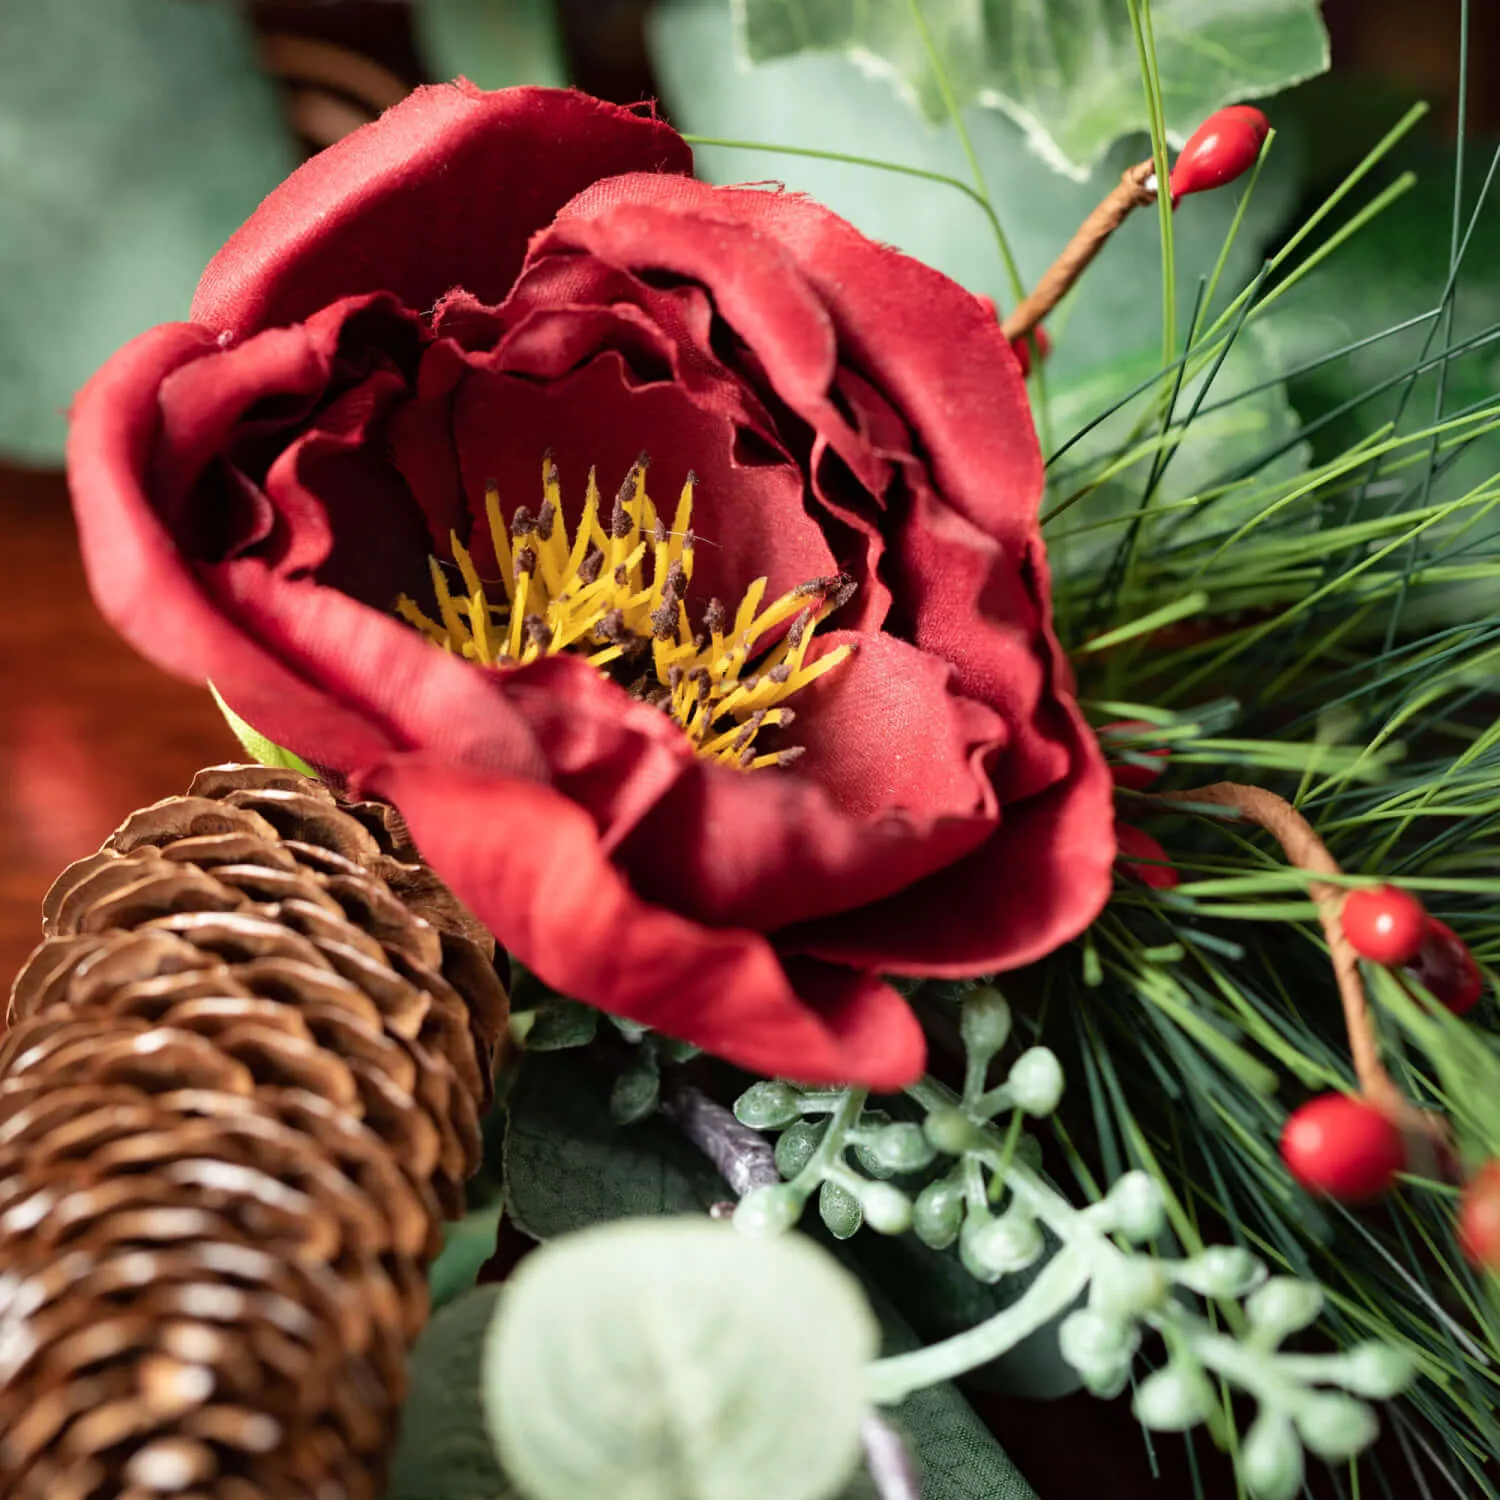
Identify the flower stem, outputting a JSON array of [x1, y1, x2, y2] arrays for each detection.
[[1150, 782, 1445, 1148], [866, 1243, 1092, 1405], [860, 1412, 924, 1500], [660, 1082, 780, 1195]]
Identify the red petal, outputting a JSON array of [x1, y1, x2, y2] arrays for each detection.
[[192, 86, 692, 338], [365, 757, 927, 1088], [610, 630, 1003, 933]]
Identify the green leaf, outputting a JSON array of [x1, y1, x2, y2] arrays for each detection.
[[483, 1217, 878, 1500], [208, 685, 317, 776], [414, 0, 568, 90], [430, 1202, 505, 1311], [0, 0, 297, 463], [653, 0, 1300, 377], [389, 1285, 519, 1500], [503, 1050, 732, 1238], [522, 997, 600, 1051], [733, 0, 1328, 176]]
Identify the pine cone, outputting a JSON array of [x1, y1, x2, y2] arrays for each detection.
[[0, 765, 508, 1500]]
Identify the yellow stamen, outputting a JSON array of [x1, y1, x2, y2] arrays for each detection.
[[395, 457, 853, 769]]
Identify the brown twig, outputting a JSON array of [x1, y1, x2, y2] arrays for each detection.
[[1001, 160, 1158, 342], [1151, 782, 1445, 1152]]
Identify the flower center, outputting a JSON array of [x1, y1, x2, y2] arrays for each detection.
[[396, 457, 854, 770]]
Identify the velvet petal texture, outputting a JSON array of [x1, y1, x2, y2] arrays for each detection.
[[67, 85, 1117, 1087]]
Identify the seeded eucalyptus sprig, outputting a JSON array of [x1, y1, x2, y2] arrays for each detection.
[[730, 986, 1415, 1500]]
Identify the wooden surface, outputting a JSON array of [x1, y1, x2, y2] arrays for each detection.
[[0, 466, 236, 982]]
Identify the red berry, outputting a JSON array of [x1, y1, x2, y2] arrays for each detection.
[[1459, 1161, 1500, 1269], [1010, 325, 1052, 377], [1115, 820, 1178, 890], [1341, 885, 1427, 966], [1169, 105, 1270, 204], [1404, 918, 1484, 1015], [1280, 1095, 1406, 1203], [1101, 720, 1170, 791]]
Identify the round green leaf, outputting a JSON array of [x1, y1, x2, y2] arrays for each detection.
[[389, 1285, 518, 1500], [482, 1217, 878, 1500]]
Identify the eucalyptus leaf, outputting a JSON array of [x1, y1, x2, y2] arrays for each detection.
[[389, 1285, 518, 1500], [732, 0, 1328, 176], [482, 1217, 877, 1500], [0, 0, 296, 463], [503, 1050, 731, 1238], [414, 0, 568, 90]]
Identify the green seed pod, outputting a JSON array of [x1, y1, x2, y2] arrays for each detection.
[[960, 985, 1013, 1063], [912, 1177, 965, 1250], [1295, 1394, 1379, 1462], [1340, 1343, 1415, 1400], [966, 1211, 1044, 1278], [1058, 1310, 1140, 1381], [1246, 1277, 1323, 1341], [860, 1182, 914, 1235], [733, 1183, 804, 1237], [871, 1122, 938, 1174], [1174, 1246, 1266, 1301], [1006, 1047, 1064, 1116], [924, 1105, 980, 1157], [819, 1180, 864, 1240], [774, 1118, 826, 1179], [1132, 1363, 1216, 1432], [734, 1081, 802, 1130], [1106, 1171, 1166, 1243], [1090, 1256, 1168, 1322], [1240, 1411, 1304, 1500]]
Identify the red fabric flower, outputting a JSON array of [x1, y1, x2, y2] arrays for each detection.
[[66, 84, 1114, 1088]]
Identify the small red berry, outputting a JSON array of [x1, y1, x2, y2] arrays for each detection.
[[1101, 720, 1170, 791], [1169, 105, 1270, 205], [1115, 820, 1178, 890], [1280, 1095, 1406, 1203], [1458, 1161, 1500, 1269], [1010, 325, 1052, 377], [1404, 918, 1484, 1015], [1341, 885, 1427, 966]]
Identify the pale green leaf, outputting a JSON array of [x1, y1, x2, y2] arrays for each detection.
[[0, 0, 297, 462], [503, 1050, 732, 1238], [389, 1285, 519, 1500], [208, 685, 317, 777], [483, 1217, 877, 1500], [734, 0, 1328, 176], [415, 0, 568, 90]]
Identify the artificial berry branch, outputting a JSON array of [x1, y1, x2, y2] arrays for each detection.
[[1150, 782, 1445, 1149], [999, 105, 1269, 342], [699, 986, 1415, 1500]]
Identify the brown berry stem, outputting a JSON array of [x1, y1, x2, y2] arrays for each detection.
[[1150, 782, 1444, 1150], [1000, 160, 1157, 342]]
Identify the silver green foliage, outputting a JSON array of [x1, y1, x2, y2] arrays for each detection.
[[731, 985, 1416, 1500], [482, 1217, 878, 1500]]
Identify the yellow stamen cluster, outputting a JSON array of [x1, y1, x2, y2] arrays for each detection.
[[396, 457, 854, 770]]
